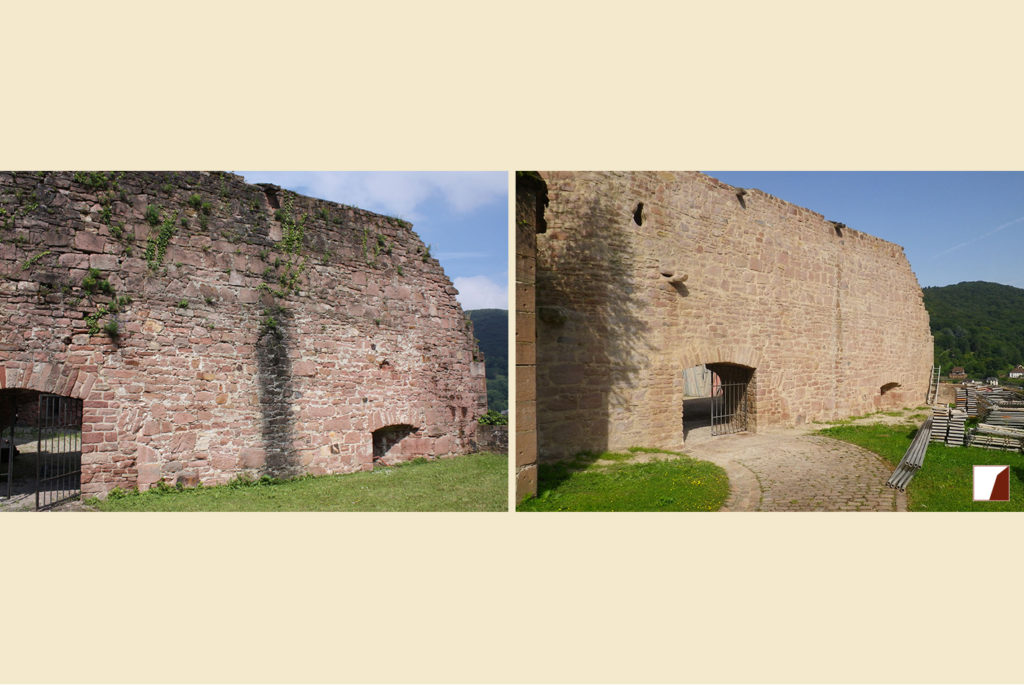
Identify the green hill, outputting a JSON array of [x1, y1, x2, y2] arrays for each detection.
[[923, 281, 1024, 381], [468, 309, 508, 412]]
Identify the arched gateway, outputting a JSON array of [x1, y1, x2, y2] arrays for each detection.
[[0, 363, 98, 508]]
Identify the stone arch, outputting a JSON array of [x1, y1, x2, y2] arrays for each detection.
[[0, 362, 99, 401], [679, 347, 759, 440], [366, 409, 428, 465], [678, 344, 763, 375]]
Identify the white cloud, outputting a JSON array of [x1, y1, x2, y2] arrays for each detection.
[[238, 171, 506, 223], [453, 275, 508, 310]]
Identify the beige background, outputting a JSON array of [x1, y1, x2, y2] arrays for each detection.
[[3, 0, 1024, 682]]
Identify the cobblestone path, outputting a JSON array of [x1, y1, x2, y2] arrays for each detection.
[[682, 430, 907, 512]]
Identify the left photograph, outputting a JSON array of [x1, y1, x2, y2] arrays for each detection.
[[0, 171, 508, 511]]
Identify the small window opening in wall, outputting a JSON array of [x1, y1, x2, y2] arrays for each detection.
[[260, 184, 281, 210], [880, 382, 901, 395], [633, 202, 644, 226], [372, 424, 419, 462]]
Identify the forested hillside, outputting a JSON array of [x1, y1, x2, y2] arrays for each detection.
[[468, 309, 508, 412], [923, 281, 1024, 380]]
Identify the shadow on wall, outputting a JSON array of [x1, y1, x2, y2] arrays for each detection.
[[538, 187, 651, 458], [256, 309, 300, 476]]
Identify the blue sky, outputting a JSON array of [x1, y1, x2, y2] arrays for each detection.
[[237, 172, 508, 310], [704, 172, 1024, 290]]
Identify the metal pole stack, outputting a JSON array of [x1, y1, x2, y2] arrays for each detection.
[[930, 406, 949, 444], [886, 418, 933, 492], [947, 410, 967, 447], [967, 388, 1024, 452]]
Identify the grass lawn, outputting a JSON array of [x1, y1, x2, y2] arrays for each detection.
[[819, 423, 1024, 511], [90, 452, 506, 512], [518, 448, 729, 512]]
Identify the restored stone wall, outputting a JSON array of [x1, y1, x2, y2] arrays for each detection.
[[535, 171, 933, 457], [0, 171, 487, 495]]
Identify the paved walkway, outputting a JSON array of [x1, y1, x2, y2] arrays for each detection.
[[678, 426, 907, 512]]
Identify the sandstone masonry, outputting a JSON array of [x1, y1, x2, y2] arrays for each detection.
[[532, 171, 933, 460], [0, 171, 487, 496]]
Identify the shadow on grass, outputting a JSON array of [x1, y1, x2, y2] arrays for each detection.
[[536, 450, 636, 492], [524, 448, 730, 512]]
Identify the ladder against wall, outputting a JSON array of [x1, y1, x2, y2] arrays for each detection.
[[927, 366, 941, 405]]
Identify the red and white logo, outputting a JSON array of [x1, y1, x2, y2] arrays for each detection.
[[973, 465, 1010, 502]]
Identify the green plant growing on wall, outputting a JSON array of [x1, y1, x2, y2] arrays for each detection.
[[73, 171, 112, 191], [81, 268, 113, 295], [99, 195, 113, 225], [145, 204, 161, 227], [85, 303, 119, 338], [270, 194, 308, 298], [144, 210, 180, 270], [188, 193, 203, 211], [21, 250, 51, 271], [177, 299, 189, 309]]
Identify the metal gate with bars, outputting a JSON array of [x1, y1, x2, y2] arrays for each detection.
[[710, 381, 749, 436], [0, 393, 83, 510], [36, 394, 83, 510]]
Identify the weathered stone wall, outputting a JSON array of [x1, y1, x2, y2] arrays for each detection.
[[476, 424, 509, 453], [0, 171, 487, 495], [535, 171, 933, 457], [515, 174, 543, 501]]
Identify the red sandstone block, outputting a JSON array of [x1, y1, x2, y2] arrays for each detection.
[[74, 231, 106, 253], [239, 447, 265, 468], [293, 361, 317, 377], [89, 254, 119, 270], [137, 463, 161, 484], [211, 456, 236, 471]]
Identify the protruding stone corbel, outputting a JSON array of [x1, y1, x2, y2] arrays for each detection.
[[659, 269, 688, 284]]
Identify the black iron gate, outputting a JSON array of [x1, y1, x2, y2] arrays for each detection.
[[710, 381, 749, 436], [35, 394, 83, 510], [1, 421, 14, 499]]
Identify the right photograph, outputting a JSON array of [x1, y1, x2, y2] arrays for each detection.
[[515, 171, 1024, 512]]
